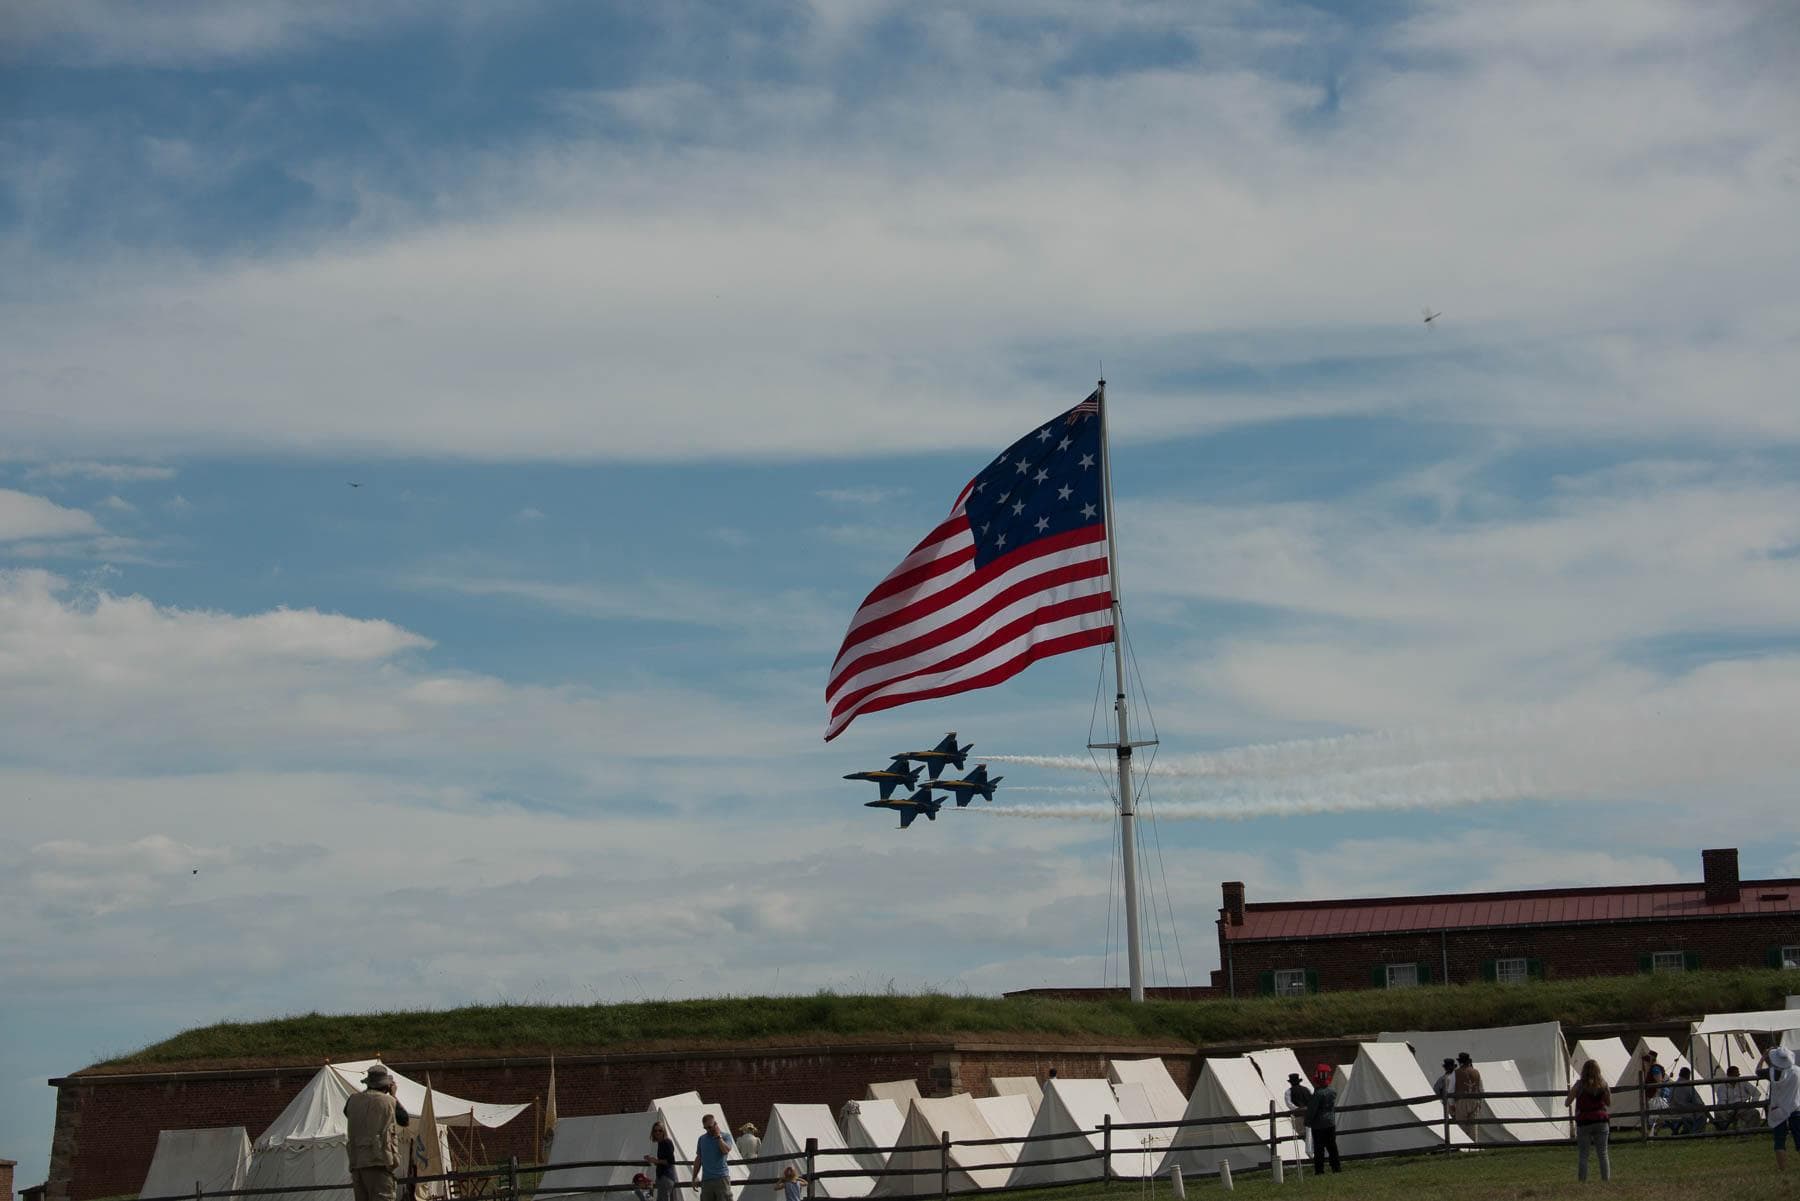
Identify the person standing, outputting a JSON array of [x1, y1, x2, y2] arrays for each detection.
[[1757, 1046, 1800, 1171], [1642, 1050, 1670, 1137], [1564, 1058, 1612, 1183], [645, 1121, 678, 1201], [692, 1113, 736, 1201], [344, 1065, 412, 1201], [1453, 1053, 1485, 1141], [737, 1124, 762, 1163], [1433, 1058, 1458, 1112], [1304, 1066, 1341, 1175], [1284, 1071, 1313, 1157]]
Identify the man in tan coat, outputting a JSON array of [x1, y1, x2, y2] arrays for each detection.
[[345, 1064, 412, 1201]]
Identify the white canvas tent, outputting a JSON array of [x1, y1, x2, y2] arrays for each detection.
[[866, 1081, 923, 1109], [870, 1095, 1006, 1197], [1568, 1038, 1632, 1088], [1244, 1049, 1311, 1101], [1689, 1028, 1769, 1105], [1470, 1060, 1562, 1144], [748, 1103, 874, 1199], [652, 1092, 704, 1110], [1329, 1062, 1353, 1092], [247, 1064, 475, 1201], [1156, 1057, 1298, 1179], [655, 1104, 749, 1188], [1006, 1078, 1151, 1188], [970, 1096, 1035, 1168], [1335, 1043, 1472, 1157], [839, 1099, 904, 1176], [140, 1128, 251, 1199], [985, 1078, 1042, 1113], [1615, 1037, 1692, 1124], [1105, 1059, 1187, 1124], [1379, 1022, 1570, 1119], [540, 1113, 653, 1199]]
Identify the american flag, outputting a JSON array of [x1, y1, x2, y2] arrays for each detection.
[[824, 390, 1115, 740]]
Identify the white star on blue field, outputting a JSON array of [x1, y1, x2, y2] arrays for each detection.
[[3, 0, 1799, 1184]]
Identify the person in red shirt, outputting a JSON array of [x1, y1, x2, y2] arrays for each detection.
[[1565, 1059, 1613, 1182]]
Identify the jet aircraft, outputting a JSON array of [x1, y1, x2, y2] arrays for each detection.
[[931, 764, 1003, 806], [865, 789, 944, 829], [843, 757, 923, 800], [896, 732, 972, 780]]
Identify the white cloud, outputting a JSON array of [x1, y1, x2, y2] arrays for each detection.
[[818, 487, 910, 506], [2, 4, 1793, 461], [23, 461, 177, 483], [0, 489, 99, 542], [515, 506, 546, 521], [0, 0, 443, 67]]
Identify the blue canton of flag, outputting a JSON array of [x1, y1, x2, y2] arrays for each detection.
[[962, 391, 1104, 569]]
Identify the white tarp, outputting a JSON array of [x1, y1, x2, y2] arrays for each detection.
[[1156, 1057, 1298, 1179], [1006, 1078, 1151, 1188], [1105, 1059, 1187, 1124], [656, 1104, 749, 1187], [540, 1112, 653, 1198], [871, 1095, 1006, 1197], [329, 1061, 527, 1130], [839, 1099, 904, 1176], [1692, 1010, 1800, 1038], [970, 1095, 1035, 1167], [1379, 1022, 1570, 1120], [1471, 1060, 1562, 1144], [749, 1103, 874, 1199], [1615, 1037, 1693, 1123], [652, 1092, 703, 1110], [140, 1127, 251, 1199], [866, 1080, 923, 1109], [986, 1078, 1042, 1113], [1335, 1043, 1472, 1157]]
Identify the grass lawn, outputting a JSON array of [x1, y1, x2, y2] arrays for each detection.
[[1043, 1136, 1793, 1201], [100, 970, 1796, 1069]]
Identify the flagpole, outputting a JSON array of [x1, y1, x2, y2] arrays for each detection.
[[1094, 377, 1146, 1002]]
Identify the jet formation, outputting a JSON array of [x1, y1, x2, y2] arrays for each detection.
[[842, 733, 1004, 829]]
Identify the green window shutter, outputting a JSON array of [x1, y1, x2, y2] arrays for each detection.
[[1528, 958, 1545, 981], [1684, 951, 1700, 972], [1417, 960, 1433, 985], [1258, 971, 1275, 997], [1480, 959, 1497, 983], [1772, 946, 1789, 969], [1638, 953, 1654, 974], [1372, 963, 1389, 988], [1304, 969, 1319, 994]]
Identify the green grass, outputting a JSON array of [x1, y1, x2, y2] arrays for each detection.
[[1047, 1137, 1791, 1200], [99, 970, 1796, 1070]]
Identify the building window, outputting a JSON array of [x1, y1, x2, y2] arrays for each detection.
[[1274, 968, 1308, 997], [1385, 963, 1420, 989], [1784, 946, 1799, 970], [1495, 957, 1530, 985], [1652, 950, 1688, 974]]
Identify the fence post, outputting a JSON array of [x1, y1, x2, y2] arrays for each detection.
[[1102, 1114, 1113, 1185], [805, 1136, 818, 1201], [940, 1129, 951, 1201], [1443, 1094, 1453, 1152], [507, 1155, 519, 1201], [1641, 1087, 1650, 1142], [1268, 1101, 1282, 1183], [195, 1180, 203, 1201]]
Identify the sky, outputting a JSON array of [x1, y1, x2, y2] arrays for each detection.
[[4, 0, 1800, 1185]]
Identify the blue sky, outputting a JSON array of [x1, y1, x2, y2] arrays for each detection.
[[5, 0, 1800, 1186]]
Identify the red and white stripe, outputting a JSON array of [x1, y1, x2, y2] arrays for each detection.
[[824, 503, 1114, 740]]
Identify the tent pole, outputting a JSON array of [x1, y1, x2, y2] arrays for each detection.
[[1096, 377, 1145, 1003]]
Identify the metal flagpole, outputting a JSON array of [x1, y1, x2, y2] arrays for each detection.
[[1090, 377, 1154, 1002]]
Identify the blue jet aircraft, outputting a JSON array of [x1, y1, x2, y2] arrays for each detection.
[[931, 764, 1003, 806], [896, 732, 972, 780], [865, 788, 944, 829], [843, 756, 923, 800]]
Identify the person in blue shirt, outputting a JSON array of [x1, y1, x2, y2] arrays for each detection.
[[691, 1113, 736, 1201]]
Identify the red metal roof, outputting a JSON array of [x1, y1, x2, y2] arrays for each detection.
[[1223, 878, 1800, 942]]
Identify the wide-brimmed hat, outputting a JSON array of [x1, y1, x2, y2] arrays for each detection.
[[1772, 1047, 1794, 1072], [362, 1065, 393, 1085]]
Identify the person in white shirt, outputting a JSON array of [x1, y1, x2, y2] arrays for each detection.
[[1758, 1047, 1800, 1171]]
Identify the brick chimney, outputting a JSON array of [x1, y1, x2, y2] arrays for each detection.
[[2, 1158, 16, 1201], [1222, 881, 1246, 926], [1703, 847, 1740, 905]]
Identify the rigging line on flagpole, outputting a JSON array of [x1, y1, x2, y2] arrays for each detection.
[[1123, 616, 1189, 988], [1091, 644, 1119, 990]]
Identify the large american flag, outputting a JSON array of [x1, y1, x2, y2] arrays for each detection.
[[824, 391, 1116, 740]]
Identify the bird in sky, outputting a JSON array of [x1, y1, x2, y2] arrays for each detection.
[[1422, 306, 1442, 327], [348, 482, 362, 488]]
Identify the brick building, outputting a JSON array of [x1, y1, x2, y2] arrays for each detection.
[[1214, 847, 1800, 997]]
